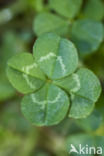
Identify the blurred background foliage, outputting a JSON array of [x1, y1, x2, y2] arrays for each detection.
[[0, 0, 104, 155]]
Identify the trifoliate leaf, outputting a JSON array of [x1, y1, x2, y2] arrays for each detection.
[[71, 19, 104, 57], [34, 12, 69, 37], [49, 0, 82, 19], [33, 33, 78, 79], [21, 84, 70, 126], [7, 53, 46, 94], [76, 110, 103, 132], [82, 0, 104, 21]]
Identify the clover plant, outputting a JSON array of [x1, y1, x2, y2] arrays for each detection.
[[1, 0, 104, 155], [33, 0, 104, 57], [7, 33, 101, 126]]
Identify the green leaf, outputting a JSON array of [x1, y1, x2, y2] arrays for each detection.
[[8, 52, 45, 80], [33, 33, 78, 79], [7, 53, 46, 94], [82, 0, 104, 21], [70, 68, 101, 118], [69, 95, 95, 119], [21, 84, 70, 126], [33, 12, 69, 37], [73, 68, 101, 103], [76, 110, 103, 132], [71, 19, 104, 57], [49, 0, 82, 19], [54, 68, 101, 118], [6, 33, 102, 126], [53, 73, 81, 94]]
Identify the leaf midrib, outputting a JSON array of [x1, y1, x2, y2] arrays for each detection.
[[8, 64, 46, 82], [50, 37, 61, 79], [54, 81, 95, 103]]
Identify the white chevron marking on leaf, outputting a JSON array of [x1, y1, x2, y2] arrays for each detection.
[[31, 92, 62, 109], [23, 74, 36, 89], [39, 52, 56, 62], [57, 56, 66, 74], [70, 74, 80, 92], [22, 63, 37, 74], [39, 52, 66, 74]]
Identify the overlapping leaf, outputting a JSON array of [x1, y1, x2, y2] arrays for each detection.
[[54, 68, 101, 118], [7, 33, 101, 126], [71, 19, 104, 57], [33, 33, 78, 79], [49, 0, 82, 19], [21, 84, 70, 126], [34, 13, 69, 36], [7, 53, 46, 94]]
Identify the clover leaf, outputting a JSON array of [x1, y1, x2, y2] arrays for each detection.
[[7, 52, 46, 94], [21, 84, 70, 126], [33, 33, 78, 79], [82, 0, 104, 21], [54, 68, 101, 118], [71, 19, 104, 57], [49, 0, 82, 19], [34, 19, 103, 58], [7, 33, 101, 126], [34, 12, 69, 37]]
